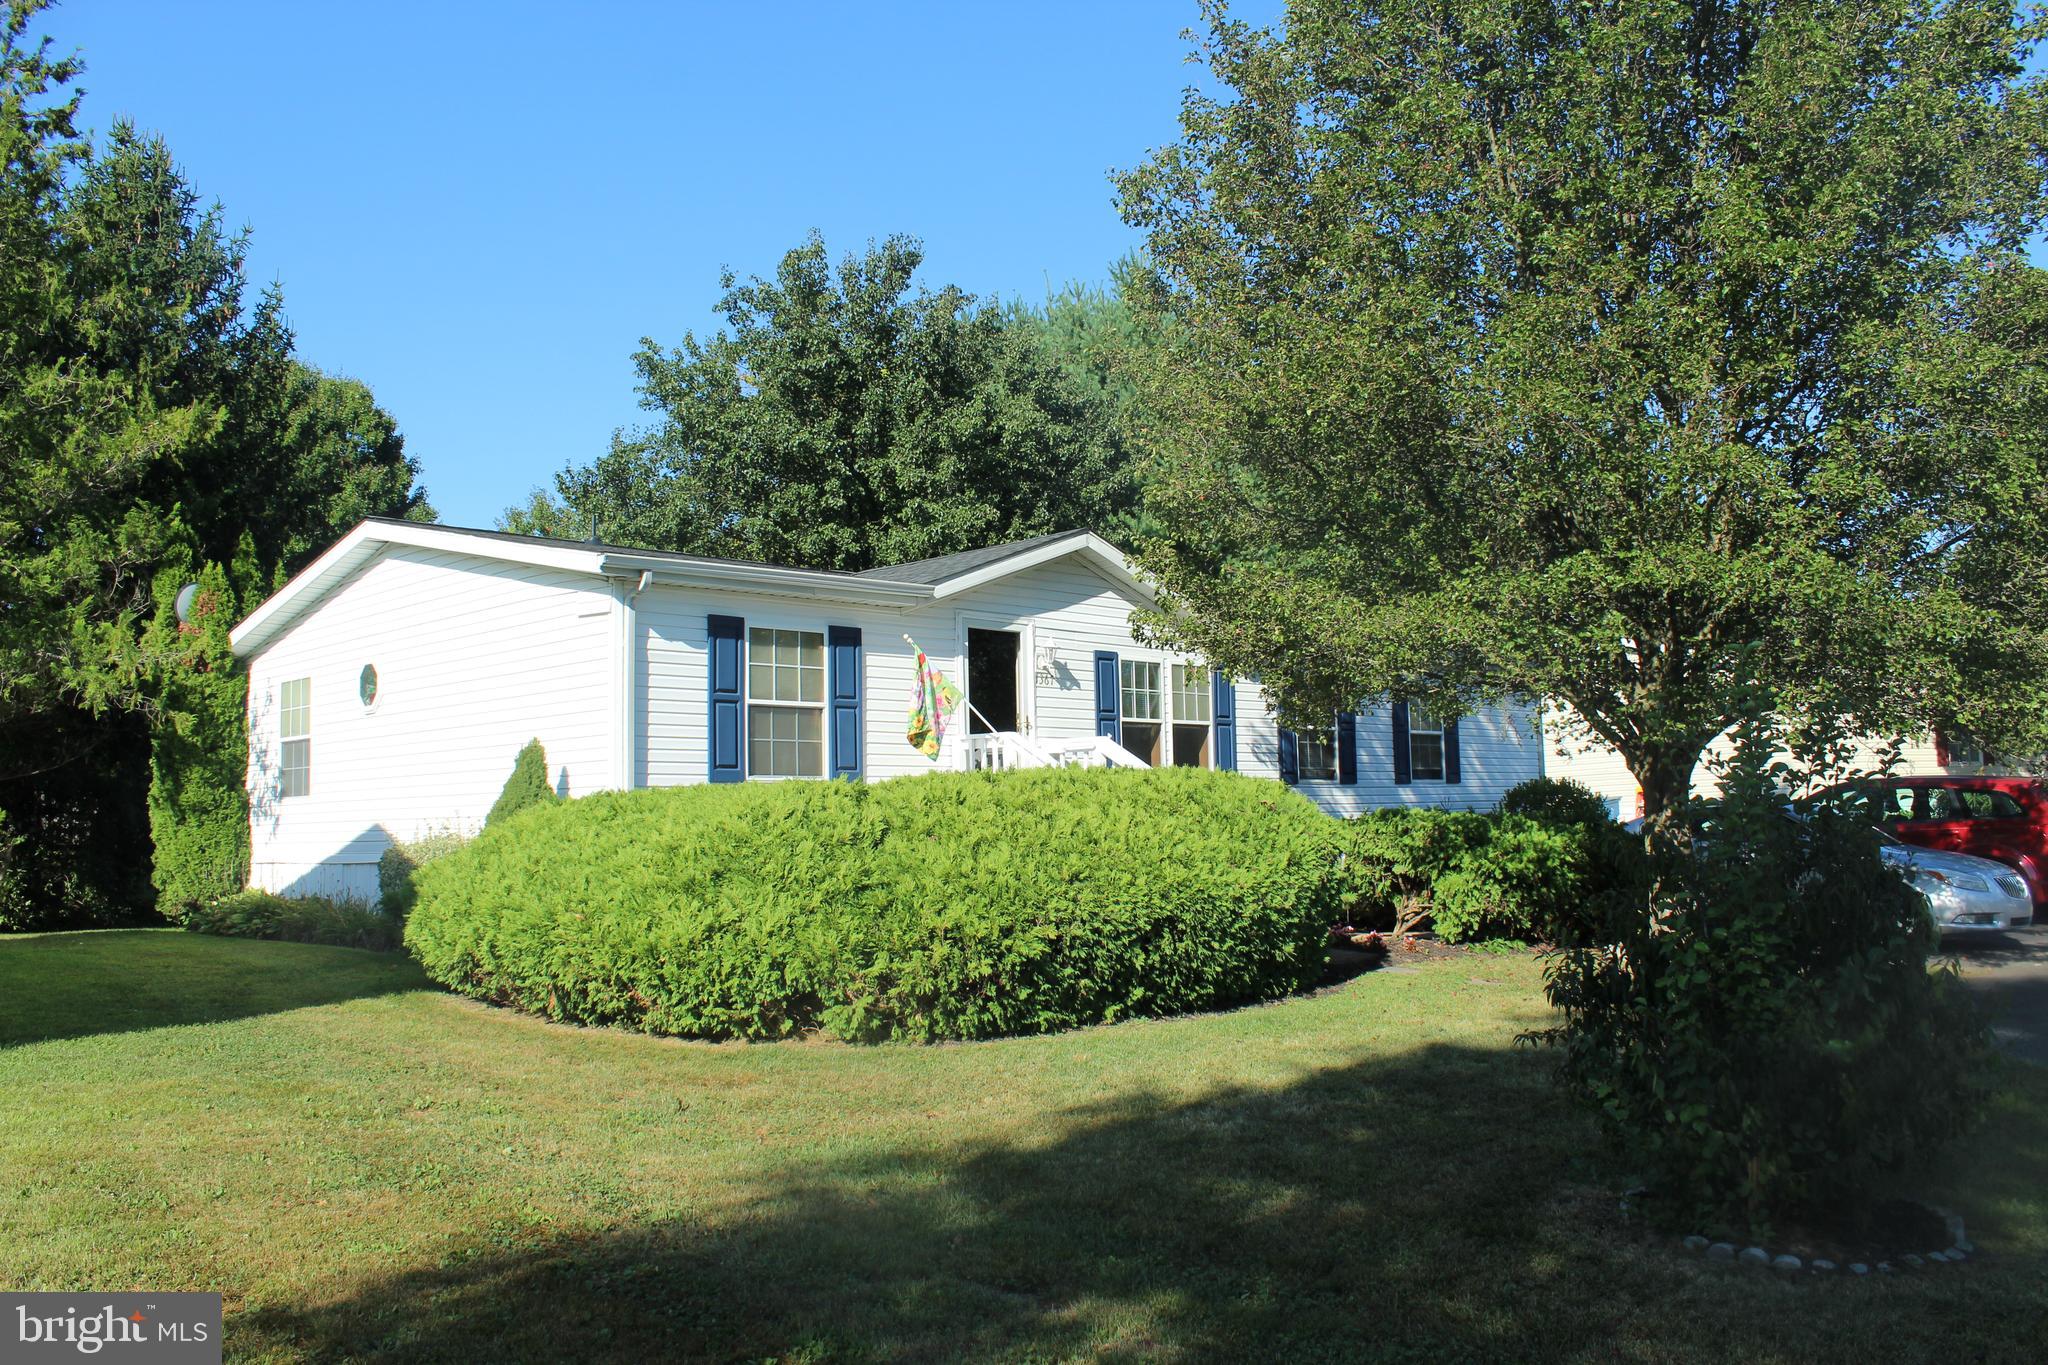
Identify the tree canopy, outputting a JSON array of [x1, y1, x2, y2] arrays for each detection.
[[504, 234, 1142, 571], [1117, 0, 2048, 812], [0, 0, 429, 922]]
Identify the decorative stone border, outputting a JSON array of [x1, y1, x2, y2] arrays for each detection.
[[1672, 1208, 1972, 1277]]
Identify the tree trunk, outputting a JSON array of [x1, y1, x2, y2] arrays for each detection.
[[1633, 748, 1696, 822]]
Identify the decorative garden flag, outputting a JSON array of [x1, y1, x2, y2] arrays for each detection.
[[905, 638, 961, 760]]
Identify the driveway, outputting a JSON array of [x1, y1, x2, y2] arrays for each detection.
[[1943, 924, 2048, 1067]]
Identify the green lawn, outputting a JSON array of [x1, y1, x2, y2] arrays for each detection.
[[2, 931, 2042, 1363]]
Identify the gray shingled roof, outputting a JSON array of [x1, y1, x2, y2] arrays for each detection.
[[360, 517, 877, 578], [368, 519, 1096, 587], [855, 530, 1089, 584]]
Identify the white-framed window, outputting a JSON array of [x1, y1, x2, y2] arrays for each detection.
[[1297, 722, 1338, 782], [279, 676, 312, 798], [747, 627, 825, 778], [1120, 660, 1163, 765], [1408, 704, 1445, 781], [1169, 664, 1213, 767], [1120, 658, 1220, 768]]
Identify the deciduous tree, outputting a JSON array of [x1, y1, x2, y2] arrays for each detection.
[[506, 234, 1141, 570], [1118, 0, 2048, 814]]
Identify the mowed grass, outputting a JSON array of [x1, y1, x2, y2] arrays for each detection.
[[2, 931, 2043, 1363]]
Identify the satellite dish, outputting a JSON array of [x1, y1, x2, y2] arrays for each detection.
[[174, 582, 200, 625]]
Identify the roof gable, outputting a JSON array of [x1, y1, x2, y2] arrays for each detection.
[[231, 520, 1153, 658], [861, 530, 1155, 606]]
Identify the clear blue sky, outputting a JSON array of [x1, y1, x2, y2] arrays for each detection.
[[49, 1, 1277, 528]]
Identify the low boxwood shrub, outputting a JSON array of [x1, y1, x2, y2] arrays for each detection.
[[1534, 729, 1997, 1235], [406, 767, 1339, 1042], [185, 889, 402, 951], [1332, 807, 1581, 942], [378, 827, 470, 918]]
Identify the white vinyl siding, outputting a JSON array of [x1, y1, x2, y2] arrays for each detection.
[[1544, 699, 1976, 813], [242, 545, 615, 899], [1237, 698, 1543, 815], [641, 556, 1191, 784]]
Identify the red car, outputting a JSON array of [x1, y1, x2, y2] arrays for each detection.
[[1822, 775, 2048, 910]]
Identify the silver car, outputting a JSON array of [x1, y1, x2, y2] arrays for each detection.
[[1622, 809, 2034, 934], [1877, 836, 2035, 934]]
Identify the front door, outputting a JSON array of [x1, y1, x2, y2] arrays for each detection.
[[966, 628, 1021, 734]]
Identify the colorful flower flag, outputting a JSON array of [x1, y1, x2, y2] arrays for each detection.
[[905, 638, 961, 760]]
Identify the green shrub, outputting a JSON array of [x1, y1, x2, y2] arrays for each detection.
[[1500, 774, 1640, 930], [1332, 807, 1580, 942], [407, 767, 1339, 1042], [1333, 808, 1491, 936], [145, 560, 253, 919], [378, 827, 470, 918], [1500, 776, 1613, 828], [185, 890, 401, 951], [486, 739, 559, 828], [1534, 725, 1997, 1236], [0, 807, 30, 930]]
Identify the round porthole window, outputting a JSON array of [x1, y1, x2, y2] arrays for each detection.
[[359, 664, 379, 710]]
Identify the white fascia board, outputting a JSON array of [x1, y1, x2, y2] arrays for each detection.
[[929, 532, 1159, 609], [230, 521, 608, 658], [597, 553, 934, 609]]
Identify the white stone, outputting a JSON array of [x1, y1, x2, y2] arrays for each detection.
[[1771, 1254, 1802, 1274], [1682, 1235, 1710, 1253], [1738, 1246, 1771, 1268], [1811, 1259, 1837, 1272]]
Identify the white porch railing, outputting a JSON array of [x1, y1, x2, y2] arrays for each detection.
[[963, 732, 1151, 772]]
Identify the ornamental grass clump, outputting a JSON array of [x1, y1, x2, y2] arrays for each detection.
[[405, 767, 1339, 1042], [1532, 724, 1997, 1236], [185, 890, 401, 951]]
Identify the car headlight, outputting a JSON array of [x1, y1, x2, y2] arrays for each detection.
[[1996, 872, 2030, 900], [1912, 868, 1990, 894]]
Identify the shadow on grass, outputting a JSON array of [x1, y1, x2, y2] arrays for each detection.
[[236, 1042, 1566, 1362], [234, 1037, 2048, 1364], [0, 928, 427, 1048]]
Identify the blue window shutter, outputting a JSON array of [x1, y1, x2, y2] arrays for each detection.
[[1444, 717, 1462, 785], [1093, 651, 1120, 742], [707, 613, 744, 783], [1336, 711, 1358, 785], [828, 624, 862, 780], [1278, 727, 1299, 785], [1392, 702, 1412, 786], [1211, 671, 1236, 771]]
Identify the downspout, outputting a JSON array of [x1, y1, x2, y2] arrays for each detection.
[[617, 570, 653, 791]]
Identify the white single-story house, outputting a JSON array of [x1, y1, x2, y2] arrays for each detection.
[[1540, 701, 1998, 821], [229, 520, 1545, 899]]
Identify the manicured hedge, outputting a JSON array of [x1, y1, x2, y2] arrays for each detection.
[[405, 767, 1339, 1042]]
